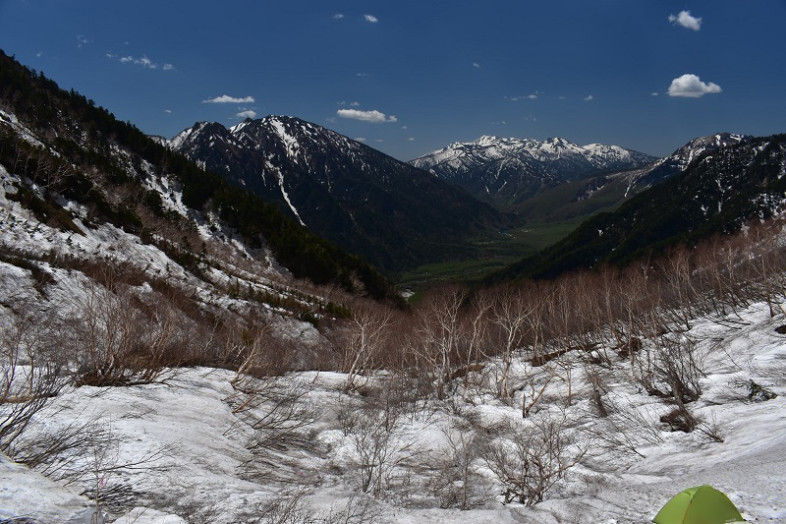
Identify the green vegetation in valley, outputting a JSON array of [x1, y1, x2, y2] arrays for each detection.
[[396, 218, 584, 292]]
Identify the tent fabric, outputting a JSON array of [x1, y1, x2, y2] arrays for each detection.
[[653, 484, 744, 523]]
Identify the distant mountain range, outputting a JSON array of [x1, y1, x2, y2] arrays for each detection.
[[166, 117, 510, 272], [410, 135, 658, 211], [4, 48, 782, 295]]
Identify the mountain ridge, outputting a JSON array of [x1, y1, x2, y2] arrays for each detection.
[[167, 116, 512, 273], [410, 135, 658, 210]]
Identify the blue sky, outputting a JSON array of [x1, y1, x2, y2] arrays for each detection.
[[1, 1, 785, 160]]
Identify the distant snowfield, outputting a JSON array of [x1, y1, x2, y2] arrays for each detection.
[[3, 301, 785, 523]]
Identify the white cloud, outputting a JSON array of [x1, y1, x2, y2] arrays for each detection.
[[473, 62, 481, 69], [408, 137, 415, 141], [669, 10, 702, 31], [508, 93, 538, 101], [120, 55, 154, 68], [667, 74, 722, 98], [203, 95, 256, 104], [333, 13, 345, 19], [355, 137, 367, 142], [584, 94, 594, 101], [164, 109, 172, 114], [76, 35, 91, 48], [236, 110, 257, 119], [651, 92, 659, 96], [118, 55, 173, 70], [364, 14, 378, 23], [337, 109, 397, 123]]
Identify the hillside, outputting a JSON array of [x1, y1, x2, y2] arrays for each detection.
[[4, 224, 786, 522], [0, 50, 399, 304], [493, 133, 786, 281], [168, 118, 511, 273]]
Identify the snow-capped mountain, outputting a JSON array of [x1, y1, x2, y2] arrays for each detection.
[[410, 135, 657, 207], [168, 117, 509, 272]]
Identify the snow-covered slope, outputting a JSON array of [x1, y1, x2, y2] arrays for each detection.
[[0, 118, 330, 348], [4, 300, 785, 523]]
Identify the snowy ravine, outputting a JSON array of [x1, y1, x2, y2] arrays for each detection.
[[3, 300, 786, 523]]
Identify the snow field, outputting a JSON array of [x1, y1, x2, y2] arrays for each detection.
[[2, 300, 784, 523]]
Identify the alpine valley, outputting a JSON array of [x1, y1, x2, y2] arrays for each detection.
[[3, 49, 786, 524]]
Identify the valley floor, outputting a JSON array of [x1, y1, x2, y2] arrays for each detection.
[[3, 301, 786, 523]]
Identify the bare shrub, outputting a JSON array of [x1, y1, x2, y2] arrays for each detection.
[[0, 303, 63, 454], [593, 394, 663, 461], [343, 377, 421, 498], [482, 412, 586, 506], [584, 368, 609, 419], [427, 421, 484, 510], [243, 492, 384, 524], [698, 411, 725, 443], [517, 360, 559, 419], [652, 334, 703, 406], [321, 495, 385, 524], [36, 417, 173, 520], [226, 377, 323, 486], [247, 490, 317, 524], [67, 280, 181, 387]]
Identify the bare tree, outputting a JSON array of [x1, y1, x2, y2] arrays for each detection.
[[489, 285, 532, 402], [339, 300, 394, 393], [659, 246, 698, 331], [519, 361, 559, 419], [412, 285, 468, 399]]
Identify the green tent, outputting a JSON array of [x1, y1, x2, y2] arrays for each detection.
[[653, 484, 744, 523]]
